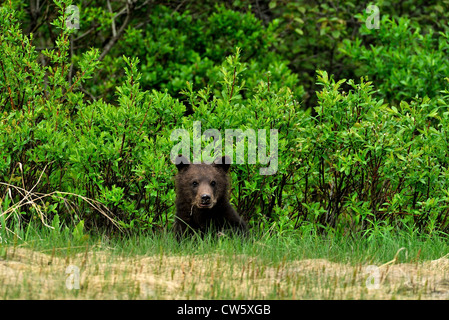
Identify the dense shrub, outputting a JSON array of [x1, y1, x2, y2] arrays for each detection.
[[268, 0, 449, 108], [341, 14, 449, 106], [83, 4, 304, 106], [295, 72, 449, 234]]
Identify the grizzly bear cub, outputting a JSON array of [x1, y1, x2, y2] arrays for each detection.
[[173, 155, 247, 237]]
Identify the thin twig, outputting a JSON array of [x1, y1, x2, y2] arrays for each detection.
[[99, 1, 134, 61]]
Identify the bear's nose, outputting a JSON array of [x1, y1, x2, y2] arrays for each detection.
[[201, 194, 211, 204]]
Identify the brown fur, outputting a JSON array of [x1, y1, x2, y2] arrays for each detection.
[[173, 155, 247, 237]]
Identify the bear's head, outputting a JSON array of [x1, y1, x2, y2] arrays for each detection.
[[175, 155, 231, 210]]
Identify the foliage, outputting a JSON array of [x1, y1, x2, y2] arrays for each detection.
[[295, 71, 449, 234], [78, 3, 304, 105], [341, 13, 449, 105]]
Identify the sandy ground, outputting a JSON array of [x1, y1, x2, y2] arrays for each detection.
[[1, 247, 449, 299]]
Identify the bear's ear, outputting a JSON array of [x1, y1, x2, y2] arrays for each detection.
[[175, 155, 190, 172], [213, 155, 231, 173]]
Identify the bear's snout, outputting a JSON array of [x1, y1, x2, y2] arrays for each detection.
[[201, 194, 211, 204], [196, 189, 215, 208], [194, 183, 216, 208]]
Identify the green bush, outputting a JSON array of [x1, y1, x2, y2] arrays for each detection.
[[341, 14, 449, 106], [87, 4, 304, 106], [295, 71, 449, 234]]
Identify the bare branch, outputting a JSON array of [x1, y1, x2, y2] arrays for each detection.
[[99, 0, 135, 61]]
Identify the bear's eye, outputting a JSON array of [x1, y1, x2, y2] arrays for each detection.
[[192, 181, 199, 187], [210, 181, 216, 187]]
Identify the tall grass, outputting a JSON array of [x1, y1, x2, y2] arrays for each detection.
[[3, 219, 448, 266]]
